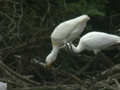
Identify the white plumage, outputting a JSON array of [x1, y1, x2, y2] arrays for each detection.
[[69, 31, 120, 54], [0, 82, 7, 90], [42, 15, 90, 68]]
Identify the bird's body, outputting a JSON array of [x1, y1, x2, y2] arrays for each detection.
[[51, 15, 89, 44], [44, 15, 90, 67], [70, 31, 120, 54]]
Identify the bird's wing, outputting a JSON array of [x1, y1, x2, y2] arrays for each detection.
[[81, 34, 118, 49], [51, 21, 87, 41], [51, 15, 89, 42], [51, 21, 77, 40]]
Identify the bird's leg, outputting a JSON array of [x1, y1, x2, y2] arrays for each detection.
[[98, 52, 114, 68], [65, 42, 74, 54], [64, 43, 70, 51], [92, 51, 114, 69]]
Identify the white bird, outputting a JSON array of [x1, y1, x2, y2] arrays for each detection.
[[41, 15, 90, 68], [68, 31, 120, 54]]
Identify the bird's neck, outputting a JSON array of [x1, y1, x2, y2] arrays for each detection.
[[48, 46, 60, 62], [51, 46, 59, 56], [71, 43, 84, 53], [45, 46, 59, 66]]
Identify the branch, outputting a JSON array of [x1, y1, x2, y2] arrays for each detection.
[[40, 0, 51, 25], [0, 61, 41, 86], [113, 79, 120, 89], [0, 78, 23, 87]]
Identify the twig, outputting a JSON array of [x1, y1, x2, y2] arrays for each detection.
[[0, 61, 41, 86], [12, 84, 81, 90], [102, 64, 120, 76], [113, 79, 120, 89], [95, 81, 116, 90], [64, 0, 67, 9], [0, 79, 23, 87], [111, 73, 120, 80], [52, 68, 82, 84], [40, 0, 51, 26], [0, 11, 16, 34]]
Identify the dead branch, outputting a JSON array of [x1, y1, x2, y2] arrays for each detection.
[[0, 78, 23, 87], [102, 64, 120, 76], [111, 73, 120, 80], [12, 84, 81, 90], [96, 81, 116, 90], [57, 70, 82, 84], [113, 79, 120, 89], [0, 11, 15, 28], [40, 0, 51, 26], [0, 60, 41, 86]]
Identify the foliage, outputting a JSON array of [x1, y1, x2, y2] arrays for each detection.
[[64, 0, 108, 16]]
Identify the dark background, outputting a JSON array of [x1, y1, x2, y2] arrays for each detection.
[[0, 0, 120, 89]]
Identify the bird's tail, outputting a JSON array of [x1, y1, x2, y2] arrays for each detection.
[[116, 36, 120, 43]]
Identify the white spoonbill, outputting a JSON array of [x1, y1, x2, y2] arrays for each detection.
[[68, 31, 120, 54], [41, 15, 90, 68]]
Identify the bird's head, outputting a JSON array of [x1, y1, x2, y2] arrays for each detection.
[[45, 54, 56, 68], [43, 46, 59, 69], [40, 62, 53, 69]]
